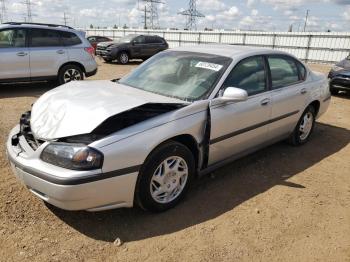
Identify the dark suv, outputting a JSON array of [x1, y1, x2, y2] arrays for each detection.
[[96, 34, 168, 64]]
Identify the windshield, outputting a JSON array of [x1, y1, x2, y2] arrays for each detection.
[[119, 51, 232, 101], [118, 35, 135, 43]]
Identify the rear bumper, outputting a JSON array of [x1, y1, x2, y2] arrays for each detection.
[[6, 126, 138, 211], [85, 67, 97, 78]]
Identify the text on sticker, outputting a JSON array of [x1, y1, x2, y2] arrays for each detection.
[[195, 62, 223, 72]]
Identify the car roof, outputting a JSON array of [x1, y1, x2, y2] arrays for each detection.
[[172, 44, 291, 59], [0, 22, 76, 33]]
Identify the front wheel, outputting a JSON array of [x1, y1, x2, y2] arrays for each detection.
[[288, 106, 316, 146], [135, 141, 195, 212], [117, 52, 129, 64], [58, 64, 84, 85], [330, 88, 339, 95]]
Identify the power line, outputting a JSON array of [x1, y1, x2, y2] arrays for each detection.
[[179, 0, 205, 30]]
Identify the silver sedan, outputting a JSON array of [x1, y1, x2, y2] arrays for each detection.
[[6, 45, 331, 212]]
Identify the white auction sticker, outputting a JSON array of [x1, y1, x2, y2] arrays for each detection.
[[195, 62, 223, 72]]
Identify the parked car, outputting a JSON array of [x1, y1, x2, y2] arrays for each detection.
[[0, 22, 97, 85], [87, 35, 113, 51], [7, 45, 331, 212], [96, 34, 168, 64], [328, 55, 350, 95]]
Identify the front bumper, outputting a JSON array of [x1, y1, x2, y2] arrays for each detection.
[[6, 125, 138, 211], [330, 77, 350, 91]]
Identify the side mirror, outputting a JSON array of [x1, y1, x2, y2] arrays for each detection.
[[220, 87, 248, 102]]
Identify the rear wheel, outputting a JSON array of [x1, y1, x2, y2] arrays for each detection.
[[135, 141, 195, 212], [118, 52, 129, 64], [58, 64, 84, 85], [288, 106, 316, 146]]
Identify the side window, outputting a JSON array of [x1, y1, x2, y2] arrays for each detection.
[[60, 31, 82, 46], [134, 36, 145, 44], [30, 29, 61, 47], [268, 56, 300, 89], [222, 56, 267, 96], [145, 36, 154, 44], [153, 37, 163, 44], [0, 29, 26, 48]]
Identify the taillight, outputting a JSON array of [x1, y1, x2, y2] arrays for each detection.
[[84, 46, 95, 57]]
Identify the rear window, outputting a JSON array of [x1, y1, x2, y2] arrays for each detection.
[[60, 31, 82, 46], [30, 29, 61, 47]]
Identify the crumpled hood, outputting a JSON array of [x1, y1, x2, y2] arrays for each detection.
[[31, 80, 184, 140]]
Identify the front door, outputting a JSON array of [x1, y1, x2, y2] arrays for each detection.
[[209, 56, 272, 165], [0, 28, 30, 81]]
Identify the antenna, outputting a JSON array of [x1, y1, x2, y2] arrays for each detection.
[[141, 0, 164, 29], [0, 0, 7, 23], [179, 0, 205, 30]]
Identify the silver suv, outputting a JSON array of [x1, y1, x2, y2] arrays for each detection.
[[0, 22, 97, 85]]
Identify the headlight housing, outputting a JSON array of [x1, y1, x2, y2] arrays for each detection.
[[40, 143, 103, 170], [332, 65, 344, 72]]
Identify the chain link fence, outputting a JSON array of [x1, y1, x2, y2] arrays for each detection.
[[85, 29, 350, 64]]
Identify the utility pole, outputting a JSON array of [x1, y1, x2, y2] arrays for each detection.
[[0, 0, 7, 23], [63, 12, 69, 26], [178, 0, 205, 31], [303, 9, 310, 32], [24, 0, 32, 22], [144, 6, 147, 29]]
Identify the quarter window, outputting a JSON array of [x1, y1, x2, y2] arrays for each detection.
[[60, 31, 82, 46], [30, 29, 61, 47], [268, 56, 300, 89], [222, 56, 267, 96], [0, 29, 26, 48]]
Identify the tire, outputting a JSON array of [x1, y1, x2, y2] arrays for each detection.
[[58, 64, 84, 85], [117, 51, 129, 64], [330, 88, 339, 95], [135, 141, 195, 212], [288, 106, 316, 146]]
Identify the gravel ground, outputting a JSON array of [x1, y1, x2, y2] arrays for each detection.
[[0, 59, 349, 262]]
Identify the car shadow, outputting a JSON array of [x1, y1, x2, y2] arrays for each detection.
[[0, 82, 57, 99], [48, 122, 350, 243]]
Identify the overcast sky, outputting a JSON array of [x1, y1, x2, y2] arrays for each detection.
[[3, 0, 350, 31]]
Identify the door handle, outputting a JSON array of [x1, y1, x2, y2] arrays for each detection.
[[17, 52, 28, 56], [300, 88, 307, 95], [260, 98, 270, 106], [56, 50, 65, 54]]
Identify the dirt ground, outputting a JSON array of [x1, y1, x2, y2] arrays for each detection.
[[0, 59, 349, 262]]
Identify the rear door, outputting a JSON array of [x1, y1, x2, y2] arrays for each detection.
[[267, 55, 309, 139], [145, 36, 165, 56], [28, 28, 68, 79], [0, 28, 30, 81]]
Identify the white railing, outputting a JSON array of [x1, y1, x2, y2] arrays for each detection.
[[85, 28, 350, 64]]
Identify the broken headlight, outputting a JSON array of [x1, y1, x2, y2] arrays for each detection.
[[40, 143, 103, 170]]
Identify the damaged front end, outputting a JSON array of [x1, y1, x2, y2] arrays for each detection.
[[12, 111, 45, 150], [23, 103, 187, 146]]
